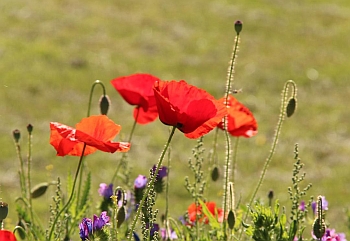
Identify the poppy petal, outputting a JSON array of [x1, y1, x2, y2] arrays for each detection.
[[185, 99, 227, 139], [75, 130, 130, 153], [111, 73, 160, 124], [218, 95, 257, 137], [50, 116, 130, 156], [50, 122, 97, 156], [154, 80, 227, 138], [0, 230, 17, 241], [111, 74, 158, 103], [178, 99, 216, 133], [134, 104, 159, 124], [75, 115, 121, 142], [153, 90, 179, 127]]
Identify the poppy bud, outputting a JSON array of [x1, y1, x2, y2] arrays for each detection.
[[31, 182, 49, 198], [312, 217, 325, 239], [0, 201, 8, 221], [234, 20, 243, 34], [27, 124, 33, 134], [211, 166, 219, 181], [227, 210, 236, 229], [268, 190, 274, 200], [13, 129, 20, 143], [286, 97, 297, 117], [116, 206, 126, 228], [15, 220, 27, 240], [99, 95, 110, 115]]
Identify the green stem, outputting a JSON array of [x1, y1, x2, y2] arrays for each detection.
[[27, 130, 34, 230], [127, 126, 177, 241], [222, 116, 231, 240], [224, 33, 240, 101], [238, 80, 297, 240], [14, 139, 26, 198], [111, 108, 139, 184], [164, 133, 171, 234], [222, 31, 240, 240], [87, 80, 106, 117], [76, 80, 106, 210], [47, 144, 87, 241]]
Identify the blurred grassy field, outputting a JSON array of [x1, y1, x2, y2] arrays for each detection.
[[1, 0, 350, 239]]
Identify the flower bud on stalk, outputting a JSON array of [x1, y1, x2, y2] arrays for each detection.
[[0, 201, 8, 221], [234, 20, 243, 34], [27, 124, 33, 134], [99, 95, 110, 115], [13, 129, 20, 143], [211, 166, 219, 181], [31, 182, 50, 198]]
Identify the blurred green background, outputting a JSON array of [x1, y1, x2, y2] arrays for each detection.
[[1, 0, 350, 238]]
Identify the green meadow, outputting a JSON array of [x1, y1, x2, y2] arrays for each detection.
[[1, 0, 350, 238]]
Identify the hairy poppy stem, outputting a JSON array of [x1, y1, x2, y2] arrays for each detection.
[[222, 117, 232, 239], [222, 26, 240, 239], [237, 80, 297, 240], [13, 131, 27, 203], [47, 144, 87, 241], [164, 132, 172, 235], [26, 126, 35, 234], [127, 126, 177, 241], [87, 80, 106, 117], [77, 80, 106, 210]]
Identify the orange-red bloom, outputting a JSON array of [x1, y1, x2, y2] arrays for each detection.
[[50, 115, 130, 156], [0, 230, 17, 241], [218, 95, 257, 137], [153, 80, 227, 139], [187, 202, 224, 224], [110, 73, 160, 124]]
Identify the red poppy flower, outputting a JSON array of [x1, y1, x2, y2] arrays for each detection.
[[187, 201, 224, 224], [153, 80, 227, 139], [50, 115, 130, 156], [0, 230, 17, 241], [110, 73, 160, 124], [218, 95, 257, 137]]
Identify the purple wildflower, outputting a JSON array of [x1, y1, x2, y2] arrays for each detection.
[[313, 228, 347, 241], [93, 211, 110, 231], [312, 196, 328, 214], [146, 223, 160, 237], [151, 165, 168, 193], [160, 227, 178, 240], [151, 165, 168, 181], [134, 175, 148, 189], [79, 218, 92, 240], [98, 183, 113, 199], [322, 228, 346, 241], [299, 201, 305, 211]]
